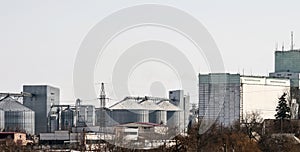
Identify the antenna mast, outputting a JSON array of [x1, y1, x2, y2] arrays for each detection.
[[99, 82, 106, 108], [291, 31, 294, 51]]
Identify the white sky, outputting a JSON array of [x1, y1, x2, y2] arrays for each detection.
[[1, 0, 300, 105]]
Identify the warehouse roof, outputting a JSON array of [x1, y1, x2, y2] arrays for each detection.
[[109, 98, 145, 110], [157, 100, 181, 111], [139, 99, 164, 110], [109, 96, 181, 111], [0, 96, 33, 111]]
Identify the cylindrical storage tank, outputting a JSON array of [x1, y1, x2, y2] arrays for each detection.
[[110, 110, 138, 124], [167, 111, 180, 130], [0, 109, 4, 130], [149, 110, 167, 125], [156, 110, 167, 125], [136, 110, 149, 122], [61, 108, 75, 130], [4, 111, 35, 134], [0, 97, 35, 135], [49, 114, 58, 132]]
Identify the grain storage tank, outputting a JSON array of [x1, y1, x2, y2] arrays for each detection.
[[157, 100, 181, 130], [0, 96, 35, 134], [139, 99, 164, 124], [109, 97, 145, 124], [61, 108, 75, 130], [0, 109, 4, 131]]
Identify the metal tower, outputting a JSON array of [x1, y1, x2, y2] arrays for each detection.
[[99, 83, 106, 108]]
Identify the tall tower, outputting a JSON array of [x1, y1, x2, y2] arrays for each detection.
[[96, 83, 108, 127], [169, 90, 190, 133], [100, 83, 106, 108], [23, 85, 60, 134]]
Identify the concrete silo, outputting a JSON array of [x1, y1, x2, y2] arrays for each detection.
[[61, 108, 75, 130], [109, 97, 149, 124], [157, 100, 181, 131]]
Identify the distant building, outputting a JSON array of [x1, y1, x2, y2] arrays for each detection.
[[241, 76, 291, 119], [0, 132, 29, 146], [95, 107, 111, 127], [199, 73, 292, 126], [269, 72, 300, 87], [275, 50, 300, 73], [108, 96, 185, 133], [77, 105, 95, 126], [199, 73, 240, 126], [114, 122, 167, 141], [0, 96, 35, 134], [169, 90, 190, 132], [23, 85, 60, 134], [270, 50, 300, 119]]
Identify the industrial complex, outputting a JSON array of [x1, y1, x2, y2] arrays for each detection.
[[1, 37, 300, 150], [0, 83, 191, 149]]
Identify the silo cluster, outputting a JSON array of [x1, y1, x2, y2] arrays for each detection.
[[108, 97, 183, 130]]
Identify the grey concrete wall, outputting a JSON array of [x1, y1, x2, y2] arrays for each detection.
[[23, 85, 60, 134], [275, 51, 300, 73]]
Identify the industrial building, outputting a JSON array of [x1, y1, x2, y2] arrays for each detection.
[[241, 76, 291, 119], [23, 85, 60, 134], [114, 122, 168, 148], [199, 73, 292, 126], [0, 132, 33, 146], [199, 73, 240, 126], [0, 82, 189, 143], [95, 107, 111, 127], [108, 94, 189, 133], [0, 96, 35, 135], [109, 97, 159, 124], [77, 105, 95, 126], [275, 50, 300, 73], [169, 90, 190, 132], [269, 49, 300, 118]]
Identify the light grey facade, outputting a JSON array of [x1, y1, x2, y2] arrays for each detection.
[[23, 85, 60, 134], [199, 73, 240, 126], [77, 105, 95, 126], [269, 72, 300, 87], [169, 90, 190, 132]]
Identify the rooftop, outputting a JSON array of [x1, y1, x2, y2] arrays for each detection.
[[0, 96, 33, 111]]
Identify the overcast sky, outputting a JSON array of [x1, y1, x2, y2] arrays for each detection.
[[1, 0, 300, 105]]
